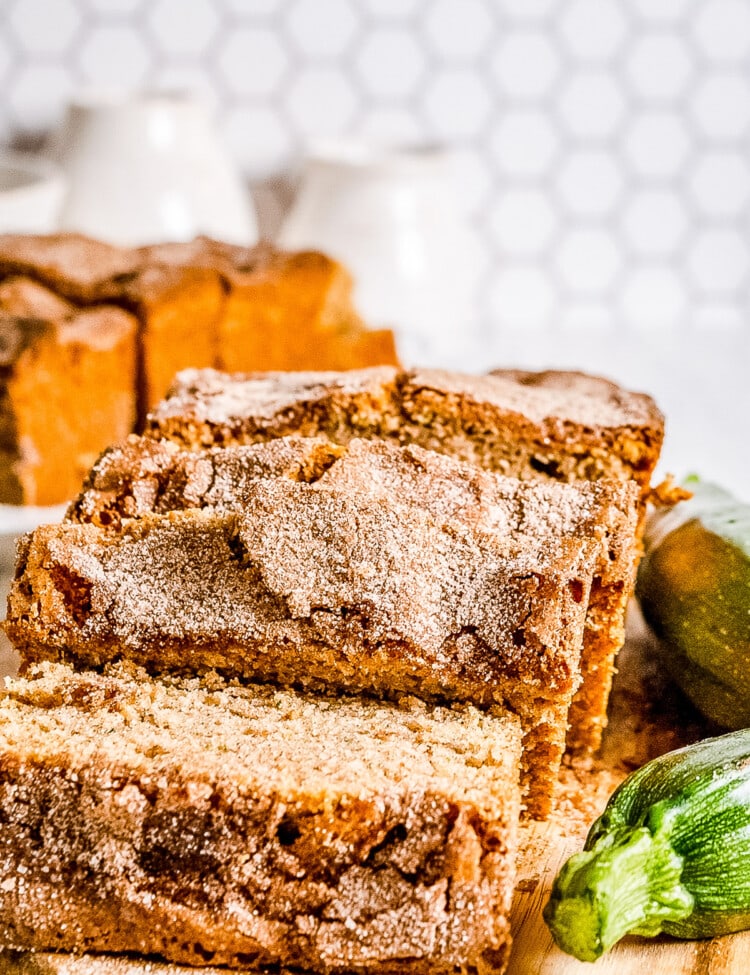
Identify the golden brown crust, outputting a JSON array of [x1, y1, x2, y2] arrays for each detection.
[[0, 276, 76, 319], [0, 233, 139, 303], [0, 662, 521, 972], [148, 366, 664, 498]]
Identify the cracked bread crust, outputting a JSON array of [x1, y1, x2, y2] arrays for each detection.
[[0, 662, 521, 972], [147, 365, 663, 500], [8, 476, 595, 817], [66, 434, 344, 526], [150, 366, 402, 447], [68, 434, 639, 758], [0, 233, 139, 303]]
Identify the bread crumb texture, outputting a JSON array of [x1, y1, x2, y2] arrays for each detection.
[[0, 662, 521, 972]]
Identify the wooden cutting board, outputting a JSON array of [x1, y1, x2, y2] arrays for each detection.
[[507, 629, 750, 975]]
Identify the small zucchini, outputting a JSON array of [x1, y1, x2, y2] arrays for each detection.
[[636, 477, 750, 728], [544, 728, 750, 961]]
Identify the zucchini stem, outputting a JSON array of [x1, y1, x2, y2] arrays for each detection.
[[543, 825, 694, 961]]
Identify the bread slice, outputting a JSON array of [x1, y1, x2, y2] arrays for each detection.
[[146, 366, 658, 755], [147, 365, 663, 505], [0, 661, 521, 972], [9, 451, 595, 817], [68, 433, 639, 760]]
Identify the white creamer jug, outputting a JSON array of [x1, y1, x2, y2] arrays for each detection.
[[46, 90, 257, 246], [278, 141, 475, 364]]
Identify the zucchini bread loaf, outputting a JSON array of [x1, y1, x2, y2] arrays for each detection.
[[0, 233, 399, 411], [0, 234, 398, 502], [146, 365, 661, 755], [7, 438, 597, 818], [0, 661, 522, 972], [67, 433, 640, 759]]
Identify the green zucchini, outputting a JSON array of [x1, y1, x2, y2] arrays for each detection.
[[636, 477, 750, 728], [543, 728, 750, 960]]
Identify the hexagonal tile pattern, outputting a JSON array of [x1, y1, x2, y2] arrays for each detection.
[[79, 25, 151, 88], [693, 0, 750, 61], [630, 0, 691, 22], [491, 31, 561, 98], [0, 0, 749, 344], [147, 0, 220, 57], [222, 105, 293, 179], [490, 266, 556, 329], [559, 303, 614, 331], [448, 148, 494, 216], [425, 0, 493, 61], [559, 0, 629, 62], [8, 0, 81, 56], [622, 190, 689, 257], [688, 229, 750, 294], [693, 304, 746, 332], [623, 112, 691, 177], [491, 110, 560, 176], [218, 28, 288, 97], [490, 188, 558, 255], [691, 73, 750, 140], [287, 0, 359, 58], [555, 229, 622, 296], [501, 0, 557, 20], [556, 151, 624, 216], [284, 67, 359, 137], [152, 63, 222, 113], [359, 0, 422, 18], [557, 72, 627, 139], [423, 70, 492, 140], [355, 27, 426, 98], [689, 153, 750, 218], [625, 34, 694, 100], [0, 32, 16, 89], [220, 0, 278, 11], [7, 63, 76, 132], [620, 268, 687, 330], [353, 106, 425, 146], [82, 0, 146, 10]]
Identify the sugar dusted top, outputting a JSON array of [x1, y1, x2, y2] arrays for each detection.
[[408, 368, 663, 430], [152, 366, 399, 426], [149, 365, 662, 437]]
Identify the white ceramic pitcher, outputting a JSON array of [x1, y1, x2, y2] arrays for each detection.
[[46, 90, 257, 246], [277, 142, 475, 364]]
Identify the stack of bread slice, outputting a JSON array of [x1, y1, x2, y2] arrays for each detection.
[[1, 366, 664, 972]]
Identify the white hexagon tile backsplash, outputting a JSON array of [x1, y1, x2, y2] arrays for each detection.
[[1, 0, 749, 357]]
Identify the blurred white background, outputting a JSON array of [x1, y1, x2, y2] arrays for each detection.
[[0, 0, 748, 495]]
